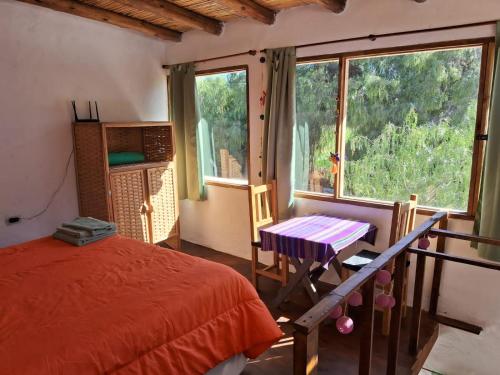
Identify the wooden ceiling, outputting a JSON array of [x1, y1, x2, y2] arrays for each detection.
[[16, 0, 426, 42], [16, 0, 348, 41]]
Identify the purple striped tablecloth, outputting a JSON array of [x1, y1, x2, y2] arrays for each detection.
[[260, 215, 377, 266]]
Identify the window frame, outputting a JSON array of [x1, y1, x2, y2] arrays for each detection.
[[194, 65, 251, 188], [294, 37, 496, 220]]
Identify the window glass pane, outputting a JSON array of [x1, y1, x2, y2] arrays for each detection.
[[343, 47, 482, 210], [295, 60, 339, 193], [196, 70, 248, 180]]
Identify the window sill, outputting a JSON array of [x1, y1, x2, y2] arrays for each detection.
[[204, 177, 248, 190], [294, 191, 474, 221]]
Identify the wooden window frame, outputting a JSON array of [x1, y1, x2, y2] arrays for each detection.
[[194, 65, 251, 188], [294, 37, 496, 220]]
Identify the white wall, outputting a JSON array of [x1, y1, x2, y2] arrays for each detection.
[[171, 0, 500, 347], [0, 0, 168, 246]]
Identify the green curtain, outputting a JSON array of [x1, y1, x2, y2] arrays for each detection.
[[262, 47, 297, 219], [170, 63, 213, 201], [476, 22, 500, 261]]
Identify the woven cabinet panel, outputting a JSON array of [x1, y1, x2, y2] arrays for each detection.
[[110, 171, 149, 242], [73, 124, 109, 220], [106, 127, 143, 153], [143, 126, 173, 162], [147, 166, 177, 243]]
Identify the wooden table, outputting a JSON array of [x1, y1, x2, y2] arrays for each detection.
[[259, 215, 377, 307]]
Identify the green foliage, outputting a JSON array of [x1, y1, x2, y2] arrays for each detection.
[[196, 71, 248, 177], [295, 46, 481, 210]]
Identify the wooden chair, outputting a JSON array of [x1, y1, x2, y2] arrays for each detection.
[[341, 194, 418, 335], [248, 181, 289, 289]]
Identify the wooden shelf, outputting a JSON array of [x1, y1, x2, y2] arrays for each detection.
[[109, 161, 170, 172]]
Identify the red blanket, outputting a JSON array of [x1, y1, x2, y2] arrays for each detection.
[[0, 236, 282, 374]]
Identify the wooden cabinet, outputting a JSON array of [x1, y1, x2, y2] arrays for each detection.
[[73, 121, 180, 249]]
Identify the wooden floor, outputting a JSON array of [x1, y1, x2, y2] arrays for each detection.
[[177, 241, 438, 375]]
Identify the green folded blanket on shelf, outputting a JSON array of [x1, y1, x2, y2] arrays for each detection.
[[108, 152, 145, 166], [54, 217, 116, 246]]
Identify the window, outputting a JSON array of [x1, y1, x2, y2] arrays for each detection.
[[294, 41, 491, 214], [196, 68, 249, 182], [295, 60, 339, 193]]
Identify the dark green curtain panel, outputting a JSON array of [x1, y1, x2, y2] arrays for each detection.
[[476, 22, 500, 261], [262, 47, 297, 219], [170, 63, 210, 201]]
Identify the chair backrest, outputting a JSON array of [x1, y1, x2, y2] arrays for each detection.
[[389, 194, 418, 246], [248, 181, 278, 242]]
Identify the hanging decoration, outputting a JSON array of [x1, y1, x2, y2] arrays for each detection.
[[329, 152, 340, 175], [336, 316, 354, 335]]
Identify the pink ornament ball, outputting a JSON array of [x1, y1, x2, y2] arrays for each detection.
[[336, 316, 354, 334], [375, 293, 390, 308], [329, 305, 343, 320], [376, 270, 392, 286], [386, 296, 396, 309], [348, 291, 363, 307], [418, 237, 431, 249]]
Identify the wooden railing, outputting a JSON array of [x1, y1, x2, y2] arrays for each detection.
[[293, 211, 500, 374]]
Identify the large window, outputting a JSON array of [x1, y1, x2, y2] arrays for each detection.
[[295, 41, 491, 214], [196, 67, 248, 182]]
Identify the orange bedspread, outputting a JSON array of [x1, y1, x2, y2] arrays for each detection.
[[0, 236, 282, 374]]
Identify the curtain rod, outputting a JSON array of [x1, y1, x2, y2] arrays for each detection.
[[162, 50, 257, 69], [260, 20, 497, 52], [161, 19, 497, 68]]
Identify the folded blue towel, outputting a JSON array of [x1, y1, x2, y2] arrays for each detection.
[[62, 217, 116, 236], [53, 231, 115, 246]]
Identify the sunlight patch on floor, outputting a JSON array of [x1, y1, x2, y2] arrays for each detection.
[[423, 324, 500, 375]]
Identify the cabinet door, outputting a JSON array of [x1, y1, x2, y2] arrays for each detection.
[[109, 170, 150, 242], [147, 165, 178, 244]]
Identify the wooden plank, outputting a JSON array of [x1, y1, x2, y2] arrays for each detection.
[[314, 0, 347, 13], [110, 0, 223, 35], [429, 213, 448, 316], [217, 0, 275, 24], [387, 252, 406, 375], [294, 212, 446, 334], [293, 328, 319, 375], [359, 278, 375, 375], [409, 253, 426, 355], [408, 247, 500, 272], [17, 0, 181, 41], [429, 228, 500, 247], [433, 314, 483, 335]]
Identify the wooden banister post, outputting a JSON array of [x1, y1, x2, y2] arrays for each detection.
[[387, 252, 406, 375], [409, 252, 426, 355], [359, 278, 375, 375], [429, 213, 449, 316], [294, 327, 319, 375]]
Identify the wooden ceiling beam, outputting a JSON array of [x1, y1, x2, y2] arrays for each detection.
[[17, 0, 182, 41], [111, 0, 223, 35], [217, 0, 276, 25], [315, 0, 347, 13]]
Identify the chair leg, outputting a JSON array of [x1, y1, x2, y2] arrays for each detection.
[[273, 251, 280, 271], [251, 246, 259, 289], [280, 255, 289, 286]]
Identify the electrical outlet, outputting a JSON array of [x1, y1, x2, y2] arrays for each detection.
[[6, 217, 21, 225]]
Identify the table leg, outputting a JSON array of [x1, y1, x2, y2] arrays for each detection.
[[291, 258, 320, 304], [272, 258, 315, 308]]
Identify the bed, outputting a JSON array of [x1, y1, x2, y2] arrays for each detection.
[[0, 235, 282, 374]]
